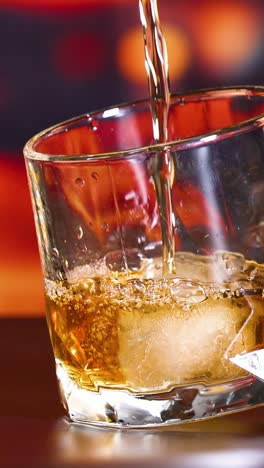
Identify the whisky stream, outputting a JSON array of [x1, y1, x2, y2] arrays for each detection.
[[139, 0, 176, 274]]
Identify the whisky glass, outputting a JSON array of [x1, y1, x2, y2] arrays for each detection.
[[24, 87, 264, 427]]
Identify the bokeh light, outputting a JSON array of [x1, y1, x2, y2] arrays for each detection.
[[116, 24, 191, 86], [193, 2, 262, 76]]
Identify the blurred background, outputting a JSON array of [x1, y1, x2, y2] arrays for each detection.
[[1, 0, 264, 316]]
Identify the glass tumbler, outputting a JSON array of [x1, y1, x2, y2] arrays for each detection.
[[24, 87, 264, 427]]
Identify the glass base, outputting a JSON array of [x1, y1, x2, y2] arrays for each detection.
[[56, 363, 264, 428]]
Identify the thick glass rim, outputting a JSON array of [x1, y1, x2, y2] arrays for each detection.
[[24, 86, 264, 162]]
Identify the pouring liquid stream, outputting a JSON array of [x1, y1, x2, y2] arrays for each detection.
[[139, 0, 176, 275]]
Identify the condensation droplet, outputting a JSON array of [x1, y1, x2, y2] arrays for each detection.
[[75, 177, 85, 187], [102, 223, 110, 232], [88, 118, 99, 131], [76, 226, 83, 240], [176, 97, 185, 106], [52, 248, 59, 258], [170, 280, 207, 305], [91, 172, 99, 181]]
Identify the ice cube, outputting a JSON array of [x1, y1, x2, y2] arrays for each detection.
[[118, 295, 255, 392]]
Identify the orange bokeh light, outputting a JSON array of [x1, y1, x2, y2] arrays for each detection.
[[193, 2, 261, 75], [116, 24, 191, 86]]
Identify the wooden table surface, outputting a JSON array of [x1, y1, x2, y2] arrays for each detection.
[[2, 318, 264, 467]]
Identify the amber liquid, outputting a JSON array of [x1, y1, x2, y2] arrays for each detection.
[[46, 253, 264, 393]]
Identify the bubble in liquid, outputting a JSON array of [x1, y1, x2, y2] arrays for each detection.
[[235, 287, 246, 298], [52, 248, 59, 258], [170, 279, 207, 305], [76, 226, 84, 240], [91, 172, 99, 181], [75, 177, 85, 187], [127, 279, 146, 294]]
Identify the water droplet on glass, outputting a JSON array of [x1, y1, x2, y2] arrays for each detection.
[[76, 226, 83, 240], [52, 248, 59, 258], [105, 251, 126, 272], [176, 97, 185, 106], [102, 223, 110, 232], [170, 280, 207, 305], [88, 118, 99, 131], [91, 172, 99, 181], [75, 177, 85, 187]]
